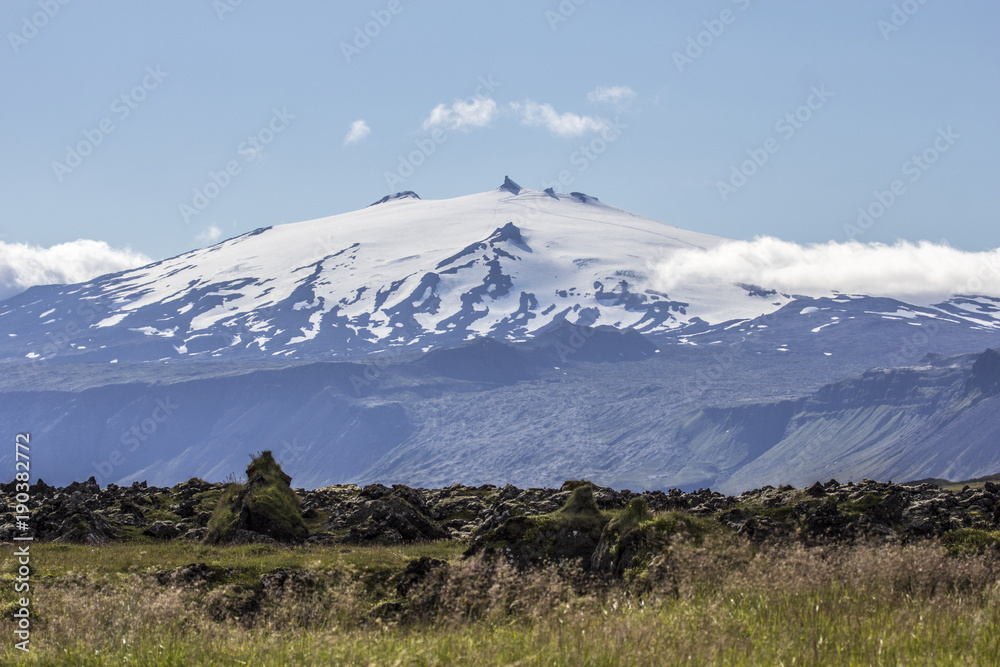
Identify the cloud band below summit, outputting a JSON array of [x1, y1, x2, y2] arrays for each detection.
[[652, 237, 1000, 303]]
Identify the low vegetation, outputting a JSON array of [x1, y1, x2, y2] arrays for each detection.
[[3, 537, 999, 665], [2, 472, 999, 664]]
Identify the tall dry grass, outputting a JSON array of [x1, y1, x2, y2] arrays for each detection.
[[3, 538, 999, 665]]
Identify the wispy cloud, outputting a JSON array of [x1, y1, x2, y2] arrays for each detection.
[[196, 224, 222, 245], [509, 100, 607, 137], [0, 239, 149, 302], [343, 119, 371, 145], [422, 98, 498, 132], [588, 85, 636, 106], [652, 238, 1000, 302]]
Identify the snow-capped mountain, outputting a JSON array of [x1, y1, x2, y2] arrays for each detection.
[[3, 177, 1000, 364], [0, 178, 763, 363], [3, 178, 1000, 492]]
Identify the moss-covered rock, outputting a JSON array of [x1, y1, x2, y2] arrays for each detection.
[[592, 500, 724, 576], [464, 483, 609, 568], [205, 451, 307, 544]]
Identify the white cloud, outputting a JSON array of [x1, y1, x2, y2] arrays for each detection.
[[588, 85, 636, 106], [509, 100, 607, 137], [0, 239, 150, 302], [343, 119, 371, 145], [196, 224, 223, 245], [652, 237, 1000, 303], [422, 97, 498, 132]]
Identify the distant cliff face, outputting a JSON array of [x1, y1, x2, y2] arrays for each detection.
[[969, 348, 1000, 397]]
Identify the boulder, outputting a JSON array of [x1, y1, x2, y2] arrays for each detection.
[[464, 484, 608, 568], [144, 521, 181, 539]]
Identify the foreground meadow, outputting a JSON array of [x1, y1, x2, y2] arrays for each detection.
[[2, 536, 998, 666]]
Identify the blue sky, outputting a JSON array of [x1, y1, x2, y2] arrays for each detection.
[[1, 0, 998, 285]]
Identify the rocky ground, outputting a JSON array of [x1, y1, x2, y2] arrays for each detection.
[[2, 475, 998, 552]]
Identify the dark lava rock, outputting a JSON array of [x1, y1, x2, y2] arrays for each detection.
[[343, 496, 447, 544], [261, 568, 320, 593], [155, 562, 220, 586], [464, 484, 608, 569], [144, 521, 181, 540], [397, 557, 448, 598], [52, 510, 117, 545]]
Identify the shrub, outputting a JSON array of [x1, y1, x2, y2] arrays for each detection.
[[621, 497, 650, 525]]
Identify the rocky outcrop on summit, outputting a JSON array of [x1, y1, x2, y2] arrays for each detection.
[[369, 191, 421, 207], [497, 175, 522, 194]]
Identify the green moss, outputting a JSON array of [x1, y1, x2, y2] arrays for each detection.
[[194, 488, 226, 514], [839, 492, 885, 516], [245, 483, 306, 536], [205, 483, 244, 542], [729, 495, 824, 529], [941, 529, 1000, 556], [433, 496, 484, 522], [560, 484, 600, 516], [621, 497, 650, 525], [303, 509, 332, 531], [523, 483, 608, 538], [639, 511, 721, 543], [144, 508, 182, 523], [246, 450, 289, 485], [204, 451, 307, 543]]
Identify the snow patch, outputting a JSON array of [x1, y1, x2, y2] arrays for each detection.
[[95, 313, 128, 328]]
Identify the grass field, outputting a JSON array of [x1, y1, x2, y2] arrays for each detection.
[[3, 534, 999, 666]]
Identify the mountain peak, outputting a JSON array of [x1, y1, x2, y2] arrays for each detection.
[[369, 191, 421, 207], [497, 176, 523, 194]]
